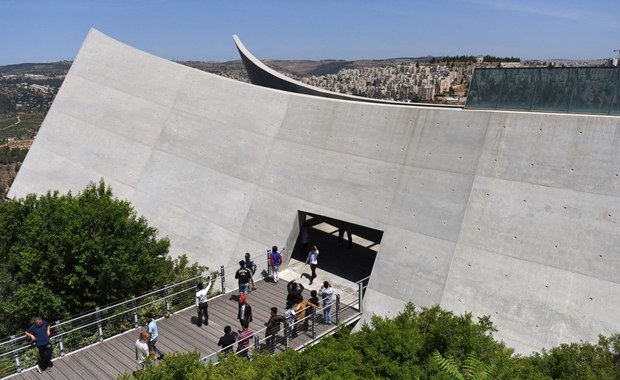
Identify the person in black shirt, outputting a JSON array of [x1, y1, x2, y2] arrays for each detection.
[[25, 316, 53, 372], [237, 294, 253, 328], [217, 325, 237, 355], [244, 252, 258, 290], [235, 260, 252, 295], [264, 307, 285, 354]]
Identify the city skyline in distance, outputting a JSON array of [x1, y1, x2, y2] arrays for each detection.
[[1, 0, 619, 66]]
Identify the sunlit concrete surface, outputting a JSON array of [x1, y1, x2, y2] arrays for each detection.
[[8, 29, 620, 354]]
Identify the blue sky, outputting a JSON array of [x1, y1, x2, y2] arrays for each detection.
[[1, 0, 619, 66]]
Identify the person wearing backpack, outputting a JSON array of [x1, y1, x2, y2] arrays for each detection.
[[235, 260, 252, 295]]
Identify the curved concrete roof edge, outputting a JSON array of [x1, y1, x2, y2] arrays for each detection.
[[233, 34, 462, 109]]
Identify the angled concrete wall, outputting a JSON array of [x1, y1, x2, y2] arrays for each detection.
[[9, 29, 620, 354]]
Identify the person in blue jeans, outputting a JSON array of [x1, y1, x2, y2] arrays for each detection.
[[145, 312, 164, 360], [318, 281, 334, 324], [235, 260, 252, 295], [25, 316, 53, 372]]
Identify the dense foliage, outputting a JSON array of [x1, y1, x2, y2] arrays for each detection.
[[0, 180, 204, 336], [120, 303, 620, 380], [0, 146, 27, 164]]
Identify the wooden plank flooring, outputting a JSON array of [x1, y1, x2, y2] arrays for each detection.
[[7, 278, 360, 380]]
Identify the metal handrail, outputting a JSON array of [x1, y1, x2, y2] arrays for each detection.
[[0, 251, 284, 378], [200, 276, 370, 363], [0, 260, 368, 378], [0, 271, 216, 378]]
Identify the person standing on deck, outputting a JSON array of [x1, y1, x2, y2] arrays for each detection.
[[269, 246, 283, 283], [195, 278, 213, 327], [236, 320, 254, 360], [244, 252, 258, 291], [145, 312, 165, 360], [135, 331, 150, 370], [319, 281, 334, 325], [237, 294, 253, 328], [305, 245, 319, 285], [25, 316, 53, 373], [264, 307, 285, 354]]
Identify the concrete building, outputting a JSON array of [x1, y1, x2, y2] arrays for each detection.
[[8, 29, 620, 355]]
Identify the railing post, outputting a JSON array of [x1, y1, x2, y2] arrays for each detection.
[[284, 324, 290, 349], [335, 294, 341, 325], [266, 250, 271, 278], [311, 308, 316, 340], [220, 265, 225, 293], [254, 335, 260, 352], [96, 307, 104, 342], [132, 296, 139, 328], [56, 321, 65, 357], [164, 285, 171, 317], [358, 281, 364, 314], [11, 335, 21, 373]]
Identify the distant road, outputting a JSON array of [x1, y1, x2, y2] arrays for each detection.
[[0, 115, 20, 132]]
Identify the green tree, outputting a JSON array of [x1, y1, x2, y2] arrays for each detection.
[[433, 351, 497, 380], [0, 179, 202, 336], [117, 303, 620, 380], [531, 334, 620, 380]]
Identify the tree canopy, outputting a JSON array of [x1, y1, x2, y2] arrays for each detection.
[[0, 180, 202, 336]]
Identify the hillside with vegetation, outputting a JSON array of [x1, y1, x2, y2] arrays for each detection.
[[0, 62, 67, 198]]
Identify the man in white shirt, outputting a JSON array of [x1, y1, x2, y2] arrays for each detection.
[[195, 278, 213, 327], [305, 245, 319, 285]]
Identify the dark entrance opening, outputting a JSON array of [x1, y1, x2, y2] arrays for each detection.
[[290, 211, 382, 286]]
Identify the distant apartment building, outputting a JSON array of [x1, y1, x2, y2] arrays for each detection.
[[420, 84, 435, 101]]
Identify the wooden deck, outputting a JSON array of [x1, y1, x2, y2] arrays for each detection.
[[9, 277, 361, 380]]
